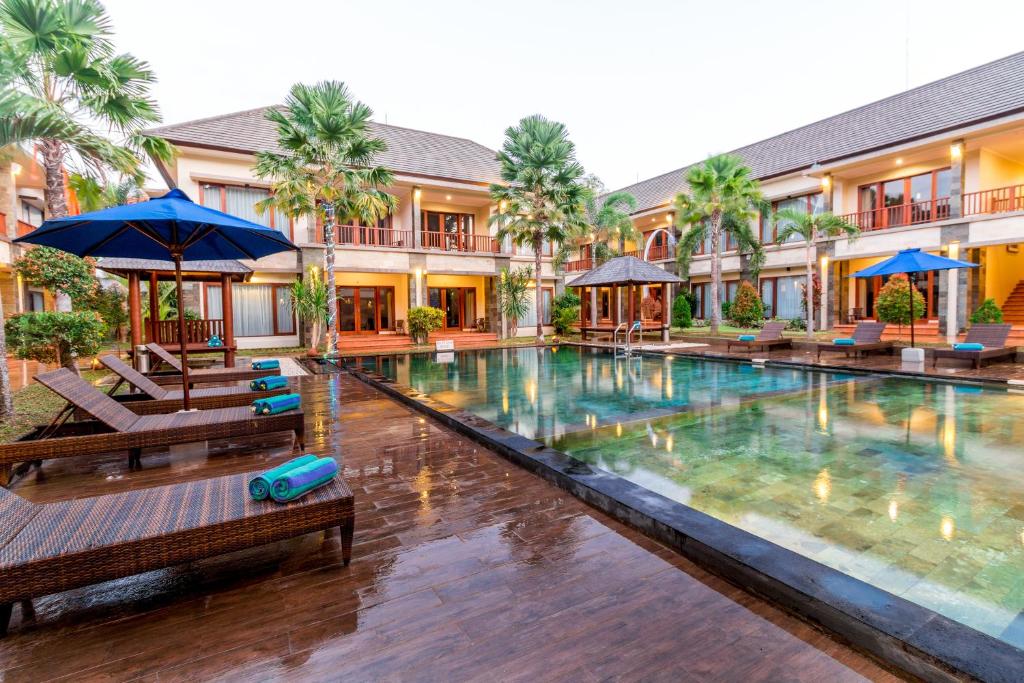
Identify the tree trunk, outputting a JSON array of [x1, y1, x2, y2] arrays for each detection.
[[40, 139, 73, 311], [709, 213, 722, 336], [805, 244, 815, 339], [0, 290, 13, 418], [534, 239, 544, 345], [618, 236, 625, 256], [323, 205, 338, 355]]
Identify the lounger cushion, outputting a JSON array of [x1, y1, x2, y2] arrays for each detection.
[[953, 342, 985, 351], [833, 338, 856, 345], [127, 406, 254, 431], [738, 335, 756, 342]]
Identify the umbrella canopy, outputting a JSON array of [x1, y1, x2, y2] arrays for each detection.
[[567, 256, 684, 288], [853, 248, 978, 348], [16, 189, 298, 409]]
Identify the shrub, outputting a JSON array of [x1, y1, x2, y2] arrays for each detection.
[[672, 293, 692, 328], [76, 284, 128, 340], [729, 281, 764, 327], [875, 274, 925, 326], [14, 246, 95, 303], [783, 317, 806, 331], [407, 306, 444, 343], [5, 311, 105, 371], [551, 292, 581, 335], [721, 301, 732, 321], [970, 298, 1004, 324]]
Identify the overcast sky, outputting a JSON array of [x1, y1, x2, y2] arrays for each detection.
[[104, 0, 1024, 191]]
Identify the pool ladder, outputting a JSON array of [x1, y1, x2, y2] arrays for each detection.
[[613, 321, 644, 357]]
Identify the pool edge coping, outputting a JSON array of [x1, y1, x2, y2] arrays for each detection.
[[346, 354, 1024, 683]]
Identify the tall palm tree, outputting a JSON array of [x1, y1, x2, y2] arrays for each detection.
[[254, 81, 396, 356], [673, 154, 765, 335], [0, 0, 174, 310], [774, 209, 859, 338], [67, 174, 144, 212], [490, 115, 591, 344], [590, 191, 638, 257]]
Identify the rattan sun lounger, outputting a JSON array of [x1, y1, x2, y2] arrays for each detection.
[[932, 323, 1017, 369], [144, 343, 281, 386], [0, 369, 305, 486], [100, 355, 287, 415], [725, 321, 792, 353], [816, 322, 894, 360], [0, 470, 353, 635]]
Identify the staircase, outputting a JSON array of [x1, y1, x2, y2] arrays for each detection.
[[1001, 281, 1024, 325], [336, 330, 500, 354]]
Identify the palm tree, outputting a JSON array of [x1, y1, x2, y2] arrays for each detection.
[[774, 209, 859, 338], [490, 115, 591, 344], [0, 0, 174, 310], [254, 81, 396, 356], [673, 154, 765, 335], [68, 174, 144, 212], [590, 191, 638, 257]]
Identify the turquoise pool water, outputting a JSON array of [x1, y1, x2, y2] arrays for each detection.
[[363, 346, 1024, 648]]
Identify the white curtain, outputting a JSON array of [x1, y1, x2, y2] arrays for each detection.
[[276, 288, 295, 334], [518, 290, 537, 329], [225, 186, 269, 226], [206, 285, 223, 319], [776, 276, 803, 319], [233, 285, 274, 336]]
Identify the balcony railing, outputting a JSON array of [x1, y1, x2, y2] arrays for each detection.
[[147, 318, 226, 346], [565, 258, 594, 272], [963, 183, 1024, 217], [839, 197, 951, 231], [646, 244, 672, 261], [333, 225, 414, 248], [564, 244, 674, 273], [421, 231, 501, 253], [315, 224, 505, 253], [16, 219, 37, 237]]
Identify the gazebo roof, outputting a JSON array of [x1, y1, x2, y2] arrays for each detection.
[[567, 256, 684, 287], [97, 257, 251, 282]]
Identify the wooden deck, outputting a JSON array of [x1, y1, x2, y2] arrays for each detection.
[[3, 374, 898, 681]]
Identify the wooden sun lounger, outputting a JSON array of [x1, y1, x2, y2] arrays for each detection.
[[932, 323, 1017, 369], [816, 322, 894, 360], [725, 321, 792, 353], [0, 369, 305, 486], [0, 470, 353, 635], [145, 343, 281, 386], [99, 355, 288, 415]]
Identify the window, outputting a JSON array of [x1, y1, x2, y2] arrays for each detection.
[[18, 200, 43, 227], [422, 211, 475, 250], [857, 168, 951, 229], [514, 239, 552, 257], [542, 288, 553, 325], [760, 193, 824, 244], [200, 183, 291, 237], [760, 275, 804, 320], [206, 283, 295, 336]]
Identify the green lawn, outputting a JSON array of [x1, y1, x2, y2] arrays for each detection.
[[0, 370, 110, 444]]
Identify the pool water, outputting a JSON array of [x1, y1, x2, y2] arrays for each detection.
[[364, 346, 1024, 648]]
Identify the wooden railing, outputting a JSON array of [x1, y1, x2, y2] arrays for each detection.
[[16, 220, 37, 237], [564, 244, 674, 273], [646, 244, 672, 261], [421, 231, 501, 253], [839, 197, 951, 231], [329, 225, 414, 248], [564, 258, 593, 272], [963, 183, 1024, 217], [147, 318, 226, 346]]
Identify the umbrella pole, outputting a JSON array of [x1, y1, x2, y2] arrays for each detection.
[[173, 254, 192, 410], [908, 272, 916, 349]]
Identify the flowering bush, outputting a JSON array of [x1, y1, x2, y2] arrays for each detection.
[[14, 247, 96, 302]]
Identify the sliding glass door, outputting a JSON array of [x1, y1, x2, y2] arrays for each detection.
[[337, 286, 395, 334], [428, 287, 476, 331]]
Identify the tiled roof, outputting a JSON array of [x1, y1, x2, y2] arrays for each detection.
[[145, 107, 502, 185], [97, 258, 251, 274], [611, 51, 1024, 211], [566, 256, 683, 287]]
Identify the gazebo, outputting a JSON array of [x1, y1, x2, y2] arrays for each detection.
[[97, 258, 252, 367], [567, 256, 684, 342]]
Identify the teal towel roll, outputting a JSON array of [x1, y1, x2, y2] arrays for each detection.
[[738, 334, 756, 342], [252, 393, 301, 415], [953, 342, 984, 351], [833, 338, 856, 346], [250, 375, 288, 391], [251, 359, 280, 370], [270, 457, 338, 503], [248, 454, 319, 500]]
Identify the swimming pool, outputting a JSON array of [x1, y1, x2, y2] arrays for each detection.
[[364, 346, 1024, 650]]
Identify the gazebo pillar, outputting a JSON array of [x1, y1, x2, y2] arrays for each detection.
[[221, 273, 235, 367], [148, 271, 159, 343], [128, 271, 142, 350]]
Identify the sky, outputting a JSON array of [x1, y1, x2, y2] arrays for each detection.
[[103, 0, 1024, 192]]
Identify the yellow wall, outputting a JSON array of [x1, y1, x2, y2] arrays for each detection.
[[424, 273, 485, 310], [333, 272, 410, 319], [975, 148, 1024, 191], [983, 244, 1024, 306]]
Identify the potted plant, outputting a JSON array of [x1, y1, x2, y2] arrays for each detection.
[[407, 306, 444, 345], [290, 268, 330, 356]]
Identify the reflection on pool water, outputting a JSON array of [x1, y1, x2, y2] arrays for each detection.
[[364, 346, 1024, 649]]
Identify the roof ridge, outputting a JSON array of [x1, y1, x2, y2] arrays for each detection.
[[144, 104, 276, 136]]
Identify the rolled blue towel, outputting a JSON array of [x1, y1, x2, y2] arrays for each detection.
[[833, 338, 856, 346], [251, 359, 280, 370], [252, 393, 301, 415], [248, 454, 319, 500], [207, 335, 223, 348], [953, 342, 984, 351], [738, 334, 757, 342], [250, 375, 288, 391], [270, 457, 338, 503]]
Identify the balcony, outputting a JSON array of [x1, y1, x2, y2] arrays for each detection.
[[838, 183, 1024, 231], [564, 244, 674, 273], [314, 225, 505, 254]]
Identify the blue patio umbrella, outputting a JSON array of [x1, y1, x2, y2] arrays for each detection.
[[853, 248, 977, 348], [15, 189, 298, 409]]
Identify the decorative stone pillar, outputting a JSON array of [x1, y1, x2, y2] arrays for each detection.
[[411, 186, 423, 248], [590, 286, 598, 326], [949, 140, 965, 219], [821, 174, 834, 213]]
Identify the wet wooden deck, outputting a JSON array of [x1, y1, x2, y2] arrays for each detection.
[[3, 373, 900, 681]]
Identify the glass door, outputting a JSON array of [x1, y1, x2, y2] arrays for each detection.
[[338, 286, 395, 334], [444, 288, 462, 329], [338, 287, 357, 333], [358, 289, 377, 332]]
